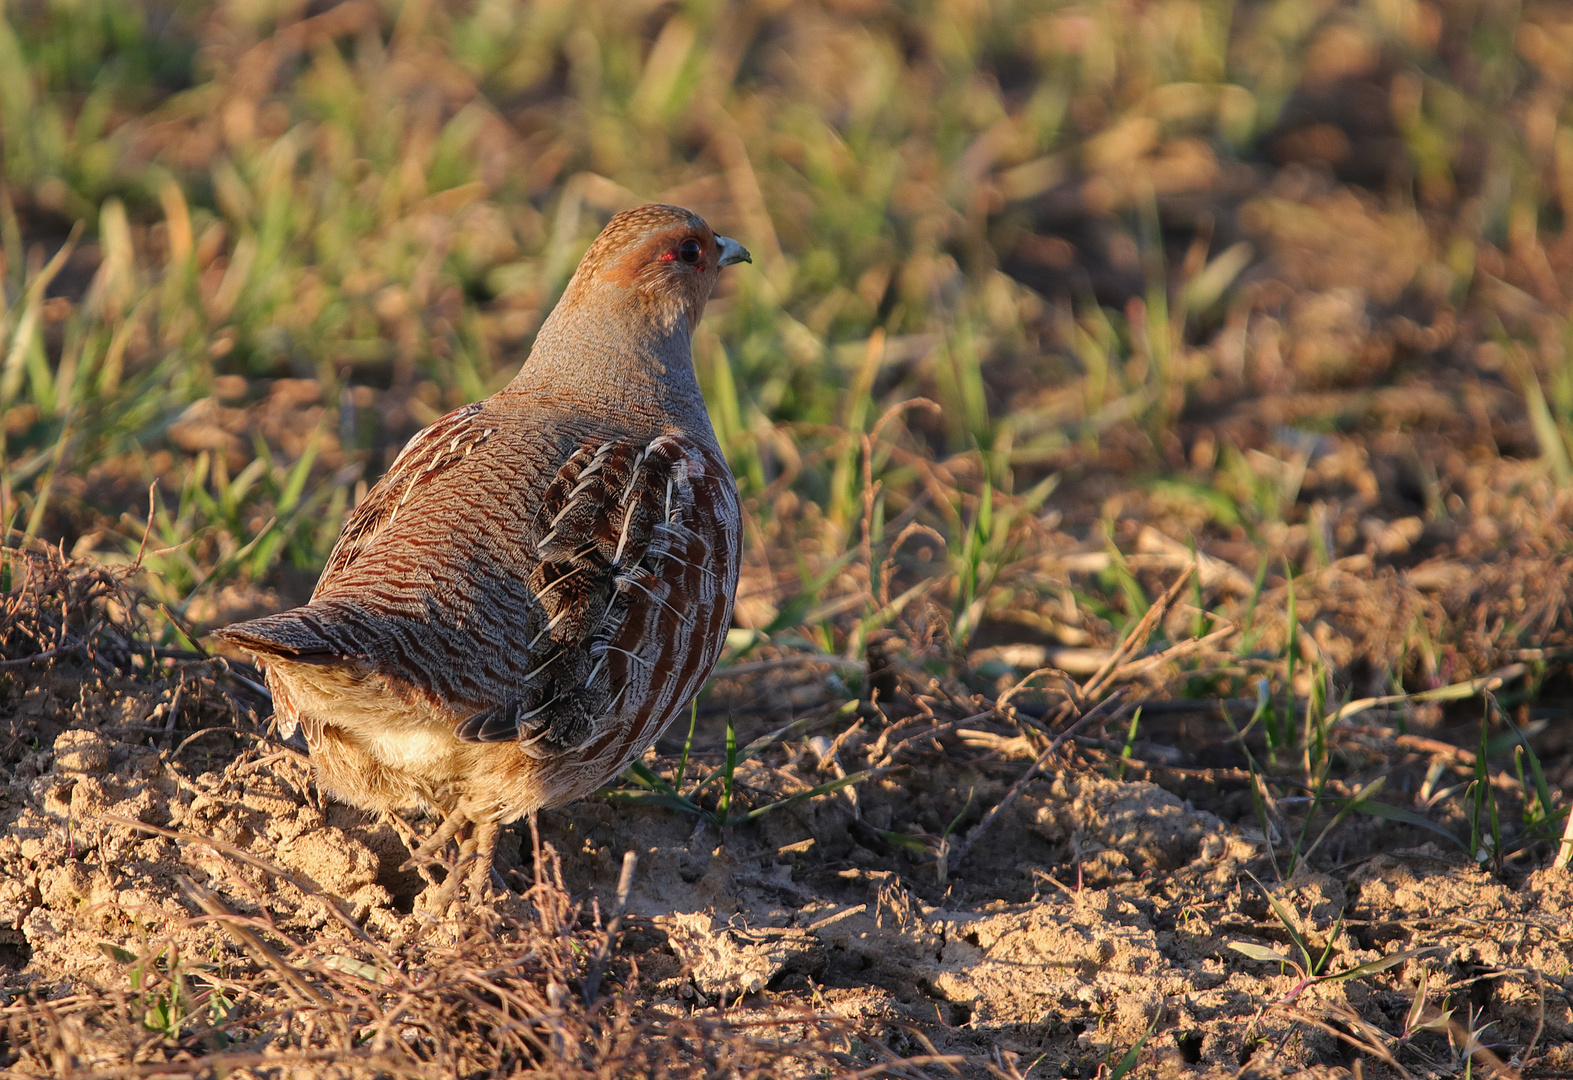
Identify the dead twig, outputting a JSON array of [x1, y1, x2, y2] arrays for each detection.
[[180, 877, 331, 1008], [1277, 1005, 1416, 1080], [581, 849, 638, 1004], [1103, 618, 1237, 684], [942, 690, 1129, 875], [719, 653, 868, 677], [1079, 564, 1195, 703], [60, 1047, 422, 1080], [101, 815, 392, 963]]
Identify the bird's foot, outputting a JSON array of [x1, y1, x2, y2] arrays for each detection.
[[408, 811, 505, 919], [401, 806, 470, 874], [384, 810, 441, 891]]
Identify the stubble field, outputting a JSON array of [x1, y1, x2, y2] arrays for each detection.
[[3, 0, 1573, 1076]]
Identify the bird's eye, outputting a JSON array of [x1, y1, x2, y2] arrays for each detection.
[[677, 238, 704, 265]]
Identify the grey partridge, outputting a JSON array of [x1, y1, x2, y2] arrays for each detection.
[[216, 204, 749, 898]]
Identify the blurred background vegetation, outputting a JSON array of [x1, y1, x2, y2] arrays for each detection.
[[3, 0, 1573, 706]]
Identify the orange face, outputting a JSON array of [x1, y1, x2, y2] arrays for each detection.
[[587, 205, 751, 330]]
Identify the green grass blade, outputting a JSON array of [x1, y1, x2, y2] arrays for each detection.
[[1339, 798, 1468, 851], [1298, 776, 1384, 867], [732, 770, 874, 825], [1321, 947, 1433, 984], [718, 717, 738, 826], [674, 700, 699, 793], [1228, 941, 1292, 965], [1106, 1005, 1161, 1080], [1246, 870, 1312, 972]]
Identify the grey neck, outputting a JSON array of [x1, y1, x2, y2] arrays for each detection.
[[503, 282, 711, 432]]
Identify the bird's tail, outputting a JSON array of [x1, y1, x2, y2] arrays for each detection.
[[212, 604, 359, 664]]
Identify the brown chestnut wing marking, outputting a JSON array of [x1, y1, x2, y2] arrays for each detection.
[[576, 438, 741, 786], [315, 402, 493, 596], [454, 434, 739, 757]]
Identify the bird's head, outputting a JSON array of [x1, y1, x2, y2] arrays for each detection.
[[571, 203, 751, 334]]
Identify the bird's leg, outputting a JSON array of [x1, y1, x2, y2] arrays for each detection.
[[427, 816, 502, 916], [423, 817, 477, 916], [384, 811, 441, 890], [466, 819, 501, 902], [527, 811, 544, 889], [444, 825, 481, 912], [401, 805, 470, 873]]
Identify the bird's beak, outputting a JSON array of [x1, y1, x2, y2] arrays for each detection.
[[716, 235, 752, 267]]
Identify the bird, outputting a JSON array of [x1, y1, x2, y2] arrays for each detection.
[[215, 203, 750, 903]]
